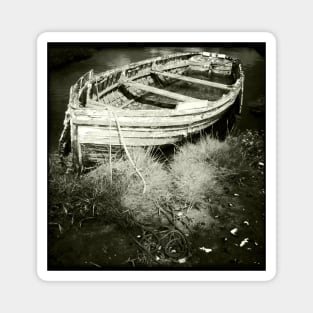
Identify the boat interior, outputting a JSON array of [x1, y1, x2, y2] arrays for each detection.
[[73, 53, 241, 111]]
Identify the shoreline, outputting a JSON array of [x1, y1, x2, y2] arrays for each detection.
[[48, 129, 265, 269]]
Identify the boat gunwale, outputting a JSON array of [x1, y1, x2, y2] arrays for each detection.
[[69, 51, 243, 110], [71, 91, 240, 130], [70, 85, 241, 119]]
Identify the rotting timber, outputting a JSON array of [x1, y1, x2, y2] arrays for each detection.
[[59, 51, 245, 171]]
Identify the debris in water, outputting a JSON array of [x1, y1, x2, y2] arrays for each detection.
[[199, 247, 212, 253], [234, 193, 240, 197], [228, 203, 233, 207], [240, 238, 249, 247], [171, 249, 177, 254], [230, 228, 238, 236], [178, 257, 187, 264], [254, 241, 259, 246], [155, 256, 160, 261], [258, 162, 264, 167], [177, 212, 183, 217], [243, 220, 250, 226], [137, 235, 141, 238], [214, 215, 220, 219]]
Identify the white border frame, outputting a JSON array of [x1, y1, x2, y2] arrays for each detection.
[[37, 32, 276, 281]]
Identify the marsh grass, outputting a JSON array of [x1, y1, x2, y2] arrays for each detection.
[[89, 148, 172, 224], [48, 130, 264, 231], [170, 152, 219, 210]]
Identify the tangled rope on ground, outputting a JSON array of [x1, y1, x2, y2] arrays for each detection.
[[125, 204, 190, 264]]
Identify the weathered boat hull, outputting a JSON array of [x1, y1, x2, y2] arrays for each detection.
[[59, 51, 245, 170], [70, 91, 240, 166]]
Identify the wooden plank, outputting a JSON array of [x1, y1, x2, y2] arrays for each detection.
[[71, 87, 238, 119], [77, 117, 223, 140], [78, 132, 181, 146], [72, 89, 239, 119], [77, 118, 213, 135], [151, 70, 233, 90], [77, 116, 221, 147], [72, 96, 236, 128], [70, 122, 80, 171], [123, 81, 201, 102]]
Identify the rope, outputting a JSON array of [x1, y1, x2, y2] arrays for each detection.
[[95, 75, 100, 101], [109, 110, 112, 185], [110, 110, 147, 194]]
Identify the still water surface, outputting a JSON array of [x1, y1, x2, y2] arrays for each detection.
[[48, 47, 265, 151]]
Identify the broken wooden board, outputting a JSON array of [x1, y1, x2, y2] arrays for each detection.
[[151, 70, 233, 90], [122, 81, 201, 102]]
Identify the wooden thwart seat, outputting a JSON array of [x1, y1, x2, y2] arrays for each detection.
[[151, 70, 233, 90], [123, 81, 201, 102]]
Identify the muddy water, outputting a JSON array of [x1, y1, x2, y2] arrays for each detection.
[[48, 46, 265, 152]]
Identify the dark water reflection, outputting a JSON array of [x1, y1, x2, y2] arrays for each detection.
[[48, 46, 265, 151]]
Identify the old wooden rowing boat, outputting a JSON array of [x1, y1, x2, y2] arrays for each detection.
[[59, 51, 245, 170]]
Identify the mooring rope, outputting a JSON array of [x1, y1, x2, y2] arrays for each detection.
[[95, 75, 100, 101], [108, 110, 112, 185], [110, 109, 147, 194]]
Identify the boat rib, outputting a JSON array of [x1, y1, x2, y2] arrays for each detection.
[[151, 70, 233, 90], [122, 81, 201, 102]]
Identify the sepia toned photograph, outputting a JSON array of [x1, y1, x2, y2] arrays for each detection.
[[38, 33, 275, 280]]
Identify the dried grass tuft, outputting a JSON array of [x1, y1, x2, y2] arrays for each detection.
[[48, 130, 264, 230], [170, 138, 223, 210]]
